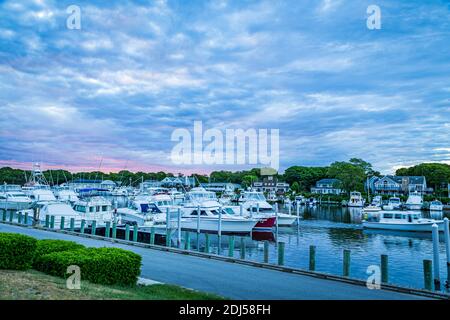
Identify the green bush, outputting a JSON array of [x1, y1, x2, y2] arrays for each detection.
[[0, 233, 37, 270], [33, 239, 85, 267], [34, 247, 142, 286]]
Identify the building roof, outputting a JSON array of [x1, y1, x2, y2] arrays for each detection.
[[316, 178, 340, 185]]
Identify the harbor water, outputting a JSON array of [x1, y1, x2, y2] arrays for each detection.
[[176, 205, 450, 292]]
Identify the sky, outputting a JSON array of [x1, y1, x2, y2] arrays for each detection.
[[0, 0, 449, 175]]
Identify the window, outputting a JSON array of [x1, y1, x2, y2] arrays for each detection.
[[102, 205, 107, 211], [394, 214, 402, 219], [383, 214, 393, 219]]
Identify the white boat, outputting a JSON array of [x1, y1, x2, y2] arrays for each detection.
[[72, 197, 115, 226], [363, 205, 382, 213], [405, 191, 423, 210], [362, 211, 444, 232], [181, 206, 258, 233], [348, 191, 364, 207], [18, 201, 83, 229], [382, 197, 402, 210], [429, 200, 444, 211], [54, 187, 79, 203], [0, 185, 33, 210]]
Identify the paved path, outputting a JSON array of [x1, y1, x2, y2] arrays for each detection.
[[0, 224, 432, 300]]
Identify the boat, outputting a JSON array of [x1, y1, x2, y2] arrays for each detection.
[[294, 195, 306, 205], [347, 191, 364, 207], [18, 201, 83, 228], [363, 205, 382, 213], [405, 191, 423, 210], [0, 185, 33, 210], [382, 197, 402, 210], [307, 198, 317, 206], [362, 211, 444, 232], [72, 197, 115, 226], [181, 206, 258, 233], [53, 187, 79, 203], [429, 200, 444, 211]]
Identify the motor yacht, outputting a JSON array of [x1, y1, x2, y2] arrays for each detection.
[[382, 197, 402, 210], [348, 191, 364, 207], [405, 191, 423, 210], [0, 185, 33, 210], [429, 200, 444, 211], [363, 211, 444, 232]]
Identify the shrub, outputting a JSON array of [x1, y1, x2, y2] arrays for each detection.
[[0, 233, 37, 270], [33, 239, 85, 267], [34, 247, 142, 286]]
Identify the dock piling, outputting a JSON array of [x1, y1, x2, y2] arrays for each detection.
[[125, 224, 130, 241], [432, 223, 441, 290], [177, 208, 182, 248], [2, 210, 6, 222], [309, 245, 316, 271], [264, 241, 269, 263], [166, 229, 171, 247], [24, 212, 28, 225], [228, 236, 234, 257], [343, 249, 351, 277], [423, 259, 433, 290], [381, 254, 388, 283], [197, 205, 201, 233], [150, 227, 155, 245], [18, 212, 23, 224], [133, 225, 138, 242], [218, 206, 222, 237], [80, 219, 86, 234], [112, 222, 117, 239], [184, 231, 190, 250], [278, 242, 285, 266], [8, 211, 13, 223], [240, 237, 246, 259], [70, 218, 75, 231], [204, 233, 210, 253], [50, 215, 55, 229], [60, 216, 65, 230], [105, 221, 111, 238], [91, 220, 96, 235], [45, 215, 49, 228], [443, 218, 450, 287]]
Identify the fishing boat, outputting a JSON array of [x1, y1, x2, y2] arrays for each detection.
[[181, 206, 258, 233], [0, 186, 33, 210], [429, 200, 444, 211], [405, 191, 423, 210], [382, 197, 402, 210], [72, 197, 115, 226], [18, 201, 83, 228], [362, 211, 444, 232], [347, 191, 364, 207], [53, 187, 79, 203]]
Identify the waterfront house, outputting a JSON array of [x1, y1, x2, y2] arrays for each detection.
[[252, 175, 289, 195], [371, 175, 428, 195], [311, 178, 343, 195]]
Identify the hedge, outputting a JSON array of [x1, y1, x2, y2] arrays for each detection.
[[34, 247, 142, 286], [33, 239, 85, 267], [0, 233, 37, 270]]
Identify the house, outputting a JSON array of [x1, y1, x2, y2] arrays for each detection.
[[252, 176, 289, 194], [311, 178, 343, 195], [160, 176, 197, 188], [371, 176, 428, 195], [139, 180, 162, 190]]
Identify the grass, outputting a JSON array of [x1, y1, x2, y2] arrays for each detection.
[[0, 270, 225, 300]]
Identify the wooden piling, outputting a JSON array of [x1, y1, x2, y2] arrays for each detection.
[[80, 219, 86, 234], [264, 241, 269, 263], [423, 259, 433, 290], [112, 222, 117, 239], [91, 220, 96, 235], [9, 211, 13, 223], [381, 254, 388, 283], [150, 227, 155, 245], [184, 231, 190, 250], [343, 249, 351, 277], [432, 223, 441, 290], [125, 224, 130, 241], [50, 215, 55, 229], [278, 242, 285, 266], [60, 216, 65, 230], [204, 233, 210, 253], [2, 210, 6, 222], [133, 225, 138, 242], [18, 212, 23, 224], [228, 236, 234, 257], [240, 237, 245, 259], [105, 221, 111, 238], [166, 229, 171, 247], [24, 212, 28, 225], [70, 218, 75, 232], [45, 215, 49, 228], [309, 245, 316, 271]]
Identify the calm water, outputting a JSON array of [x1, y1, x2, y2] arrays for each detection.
[[177, 205, 450, 292]]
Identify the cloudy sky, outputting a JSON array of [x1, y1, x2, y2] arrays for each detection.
[[0, 0, 449, 174]]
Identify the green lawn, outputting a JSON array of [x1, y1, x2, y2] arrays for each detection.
[[0, 270, 225, 300]]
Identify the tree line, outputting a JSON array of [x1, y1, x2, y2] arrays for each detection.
[[1, 160, 449, 194]]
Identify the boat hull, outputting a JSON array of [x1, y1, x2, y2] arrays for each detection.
[[362, 221, 444, 232], [277, 214, 296, 226], [405, 204, 422, 210], [253, 216, 276, 231], [0, 201, 33, 210], [181, 218, 257, 233]]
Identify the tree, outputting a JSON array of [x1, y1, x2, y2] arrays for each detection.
[[327, 161, 366, 194], [291, 181, 300, 193], [283, 166, 328, 192]]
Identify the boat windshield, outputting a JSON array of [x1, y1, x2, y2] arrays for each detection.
[[187, 192, 216, 201], [7, 192, 28, 197], [389, 198, 400, 204]]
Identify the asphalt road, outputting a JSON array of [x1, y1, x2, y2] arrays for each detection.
[[0, 223, 432, 300]]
